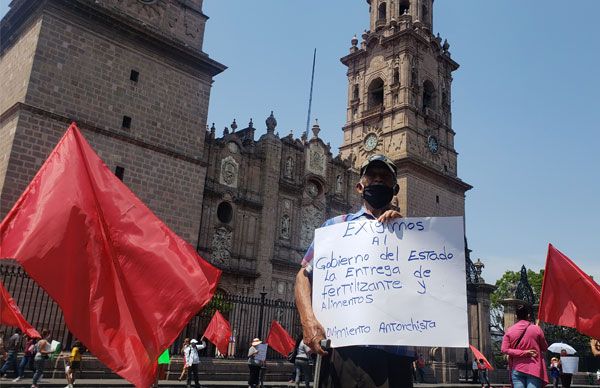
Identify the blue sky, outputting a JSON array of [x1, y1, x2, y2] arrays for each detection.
[[2, 1, 598, 284]]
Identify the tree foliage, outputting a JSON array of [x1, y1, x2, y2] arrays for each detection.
[[490, 269, 543, 310], [490, 268, 592, 362]]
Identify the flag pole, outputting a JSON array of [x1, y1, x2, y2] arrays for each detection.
[[305, 48, 317, 138]]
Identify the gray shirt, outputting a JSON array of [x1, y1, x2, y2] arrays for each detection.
[[296, 341, 311, 360]]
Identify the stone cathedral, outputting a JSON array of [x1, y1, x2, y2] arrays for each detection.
[[340, 0, 471, 217], [1, 0, 494, 376]]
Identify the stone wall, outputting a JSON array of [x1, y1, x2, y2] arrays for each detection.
[[0, 1, 223, 246]]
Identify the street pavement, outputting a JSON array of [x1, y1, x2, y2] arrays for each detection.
[[1, 379, 599, 388]]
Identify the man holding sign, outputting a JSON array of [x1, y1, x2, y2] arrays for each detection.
[[295, 154, 414, 387]]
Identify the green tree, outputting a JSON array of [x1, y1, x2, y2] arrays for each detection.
[[490, 268, 592, 368], [490, 269, 544, 335]]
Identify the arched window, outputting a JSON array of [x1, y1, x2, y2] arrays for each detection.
[[422, 4, 429, 22], [217, 201, 233, 223], [378, 2, 387, 21], [399, 0, 410, 16], [368, 78, 385, 109], [393, 68, 400, 85], [423, 80, 436, 111], [353, 84, 359, 100]]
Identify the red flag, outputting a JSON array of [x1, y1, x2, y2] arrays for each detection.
[[538, 244, 600, 339], [469, 344, 494, 370], [266, 320, 295, 357], [203, 310, 232, 356], [0, 123, 221, 387], [0, 280, 40, 338]]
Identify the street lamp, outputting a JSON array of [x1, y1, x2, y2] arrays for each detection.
[[258, 287, 267, 338]]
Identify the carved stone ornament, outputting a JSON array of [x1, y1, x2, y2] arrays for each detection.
[[306, 144, 326, 177], [280, 215, 291, 239], [277, 282, 286, 295], [219, 156, 239, 188], [227, 142, 239, 154], [117, 0, 165, 21], [300, 206, 324, 249], [184, 9, 201, 38], [284, 156, 294, 178], [369, 55, 384, 71], [336, 175, 344, 194], [306, 181, 319, 198], [211, 227, 232, 265]]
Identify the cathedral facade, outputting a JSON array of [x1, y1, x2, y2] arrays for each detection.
[[198, 117, 360, 299], [0, 0, 360, 303], [1, 0, 495, 377]]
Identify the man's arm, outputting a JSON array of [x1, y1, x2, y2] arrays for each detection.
[[294, 267, 327, 356]]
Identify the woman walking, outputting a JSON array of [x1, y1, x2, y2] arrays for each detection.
[[501, 304, 548, 388], [247, 338, 263, 388]]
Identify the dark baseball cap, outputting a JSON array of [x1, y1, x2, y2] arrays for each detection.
[[360, 154, 397, 178]]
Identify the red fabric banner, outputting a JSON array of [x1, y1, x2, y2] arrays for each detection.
[[469, 344, 494, 370], [538, 244, 600, 339], [0, 123, 221, 387], [203, 310, 232, 356], [266, 320, 295, 357], [0, 280, 40, 338]]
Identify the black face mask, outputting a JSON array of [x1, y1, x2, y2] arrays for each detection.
[[362, 184, 394, 210]]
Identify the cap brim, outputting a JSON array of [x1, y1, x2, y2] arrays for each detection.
[[361, 160, 396, 178]]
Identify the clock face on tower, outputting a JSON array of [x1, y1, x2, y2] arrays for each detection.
[[364, 133, 378, 152], [427, 135, 439, 154]]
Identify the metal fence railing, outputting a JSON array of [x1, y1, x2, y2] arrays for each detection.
[[0, 261, 300, 360]]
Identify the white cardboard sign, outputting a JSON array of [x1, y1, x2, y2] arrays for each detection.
[[312, 217, 468, 348], [560, 357, 579, 374]]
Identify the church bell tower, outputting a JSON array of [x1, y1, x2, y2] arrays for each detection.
[[339, 0, 471, 217]]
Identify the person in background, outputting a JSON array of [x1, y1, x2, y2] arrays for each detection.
[[501, 304, 548, 388], [559, 349, 572, 388], [179, 338, 190, 382], [247, 338, 263, 388], [548, 357, 560, 388], [32, 329, 52, 388], [184, 337, 206, 388], [0, 331, 5, 364], [0, 328, 22, 379], [477, 359, 490, 388], [13, 334, 37, 382], [69, 341, 82, 379], [415, 354, 426, 383], [59, 351, 75, 388], [294, 339, 312, 388], [472, 359, 479, 383]]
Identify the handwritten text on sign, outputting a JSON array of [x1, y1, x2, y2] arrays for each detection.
[[312, 217, 468, 348]]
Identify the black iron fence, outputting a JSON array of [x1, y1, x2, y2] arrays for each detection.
[[0, 261, 300, 360]]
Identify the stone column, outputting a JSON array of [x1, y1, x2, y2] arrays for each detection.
[[475, 283, 496, 359], [254, 113, 282, 295]]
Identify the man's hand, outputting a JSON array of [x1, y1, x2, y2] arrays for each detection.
[[377, 209, 403, 223], [303, 317, 328, 356]]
